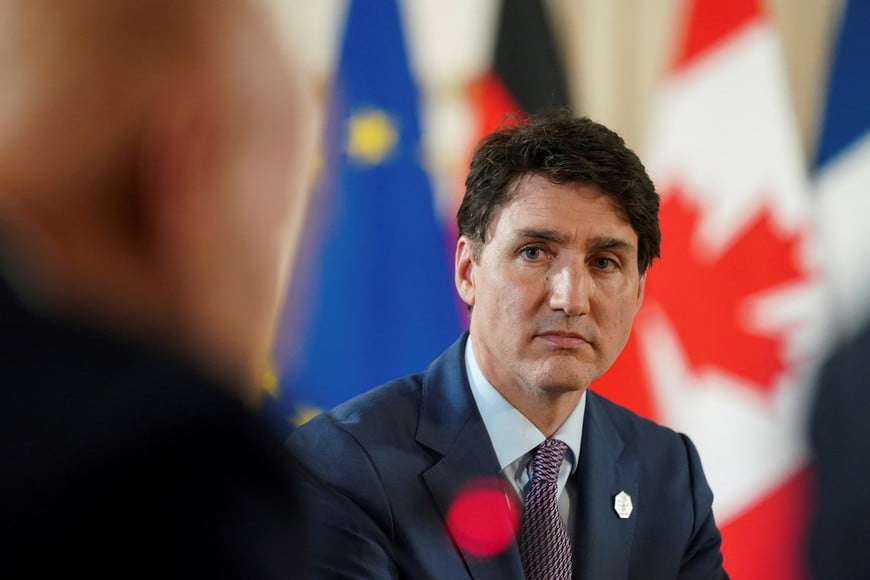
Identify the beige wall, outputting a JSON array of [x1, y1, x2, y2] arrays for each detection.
[[267, 0, 842, 196], [551, 0, 840, 157]]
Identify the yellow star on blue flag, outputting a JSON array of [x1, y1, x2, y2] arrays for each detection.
[[347, 109, 399, 165]]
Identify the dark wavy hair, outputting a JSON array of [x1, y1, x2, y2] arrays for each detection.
[[457, 112, 660, 274]]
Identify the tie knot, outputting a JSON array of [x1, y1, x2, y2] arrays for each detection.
[[531, 439, 567, 485]]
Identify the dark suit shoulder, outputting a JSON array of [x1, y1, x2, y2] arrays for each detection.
[[1, 306, 277, 462], [296, 373, 427, 456], [287, 376, 431, 557], [586, 391, 725, 579], [329, 373, 424, 422], [289, 372, 427, 487], [0, 284, 305, 578], [588, 389, 691, 452], [587, 389, 716, 528]]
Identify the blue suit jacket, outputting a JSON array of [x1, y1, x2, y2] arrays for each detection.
[[289, 334, 727, 579]]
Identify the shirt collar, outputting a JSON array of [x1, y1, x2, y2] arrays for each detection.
[[465, 337, 586, 474]]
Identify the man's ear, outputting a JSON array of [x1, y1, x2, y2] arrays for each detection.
[[136, 97, 215, 272], [635, 271, 647, 314], [455, 236, 476, 308]]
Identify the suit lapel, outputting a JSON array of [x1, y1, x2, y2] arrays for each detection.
[[417, 334, 525, 580], [572, 391, 639, 580]]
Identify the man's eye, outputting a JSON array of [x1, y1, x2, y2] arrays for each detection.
[[593, 257, 616, 269], [521, 247, 544, 260]]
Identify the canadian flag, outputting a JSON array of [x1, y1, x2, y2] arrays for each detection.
[[593, 0, 825, 577]]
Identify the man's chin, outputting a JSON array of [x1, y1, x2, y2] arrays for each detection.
[[533, 360, 595, 392], [538, 383, 587, 396], [533, 371, 591, 396]]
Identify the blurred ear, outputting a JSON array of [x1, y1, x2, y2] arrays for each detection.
[[136, 97, 215, 273], [455, 236, 476, 308], [133, 97, 247, 382]]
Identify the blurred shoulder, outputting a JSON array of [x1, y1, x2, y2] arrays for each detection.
[[588, 389, 699, 461], [287, 373, 432, 483]]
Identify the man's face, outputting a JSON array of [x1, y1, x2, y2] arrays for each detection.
[[455, 173, 646, 404]]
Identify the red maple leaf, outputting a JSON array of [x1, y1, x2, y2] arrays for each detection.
[[594, 186, 808, 411], [644, 187, 807, 393]]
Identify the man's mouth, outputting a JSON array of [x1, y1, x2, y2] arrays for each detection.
[[536, 331, 590, 349]]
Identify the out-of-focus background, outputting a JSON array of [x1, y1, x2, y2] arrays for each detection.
[[264, 0, 867, 578], [271, 0, 838, 182]]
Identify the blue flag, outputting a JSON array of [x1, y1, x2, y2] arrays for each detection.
[[271, 0, 462, 425], [815, 0, 870, 169], [813, 0, 870, 333]]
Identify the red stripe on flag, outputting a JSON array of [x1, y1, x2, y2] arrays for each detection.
[[470, 72, 523, 137], [674, 0, 763, 69], [449, 72, 522, 224], [720, 467, 811, 580]]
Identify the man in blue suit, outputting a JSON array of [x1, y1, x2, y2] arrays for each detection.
[[289, 113, 728, 579]]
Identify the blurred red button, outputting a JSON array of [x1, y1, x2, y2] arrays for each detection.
[[445, 477, 520, 557]]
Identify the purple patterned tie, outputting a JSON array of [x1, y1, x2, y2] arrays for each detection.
[[519, 439, 572, 580]]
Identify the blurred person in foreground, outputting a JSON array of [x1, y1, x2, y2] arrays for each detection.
[[0, 0, 315, 576], [809, 318, 870, 580], [289, 113, 727, 579]]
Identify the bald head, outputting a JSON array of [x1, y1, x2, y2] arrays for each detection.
[[1, 0, 230, 202], [0, 0, 316, 396]]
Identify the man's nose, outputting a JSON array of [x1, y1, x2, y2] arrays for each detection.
[[548, 261, 592, 317]]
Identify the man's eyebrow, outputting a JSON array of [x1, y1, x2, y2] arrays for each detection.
[[511, 228, 565, 243], [590, 236, 635, 252], [510, 230, 636, 252]]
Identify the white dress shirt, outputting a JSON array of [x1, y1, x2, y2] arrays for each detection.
[[465, 339, 586, 531]]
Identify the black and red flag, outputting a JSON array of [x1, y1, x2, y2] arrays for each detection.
[[473, 0, 572, 127], [455, 0, 572, 226]]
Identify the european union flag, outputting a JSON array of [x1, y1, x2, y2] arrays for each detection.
[[272, 0, 461, 426]]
